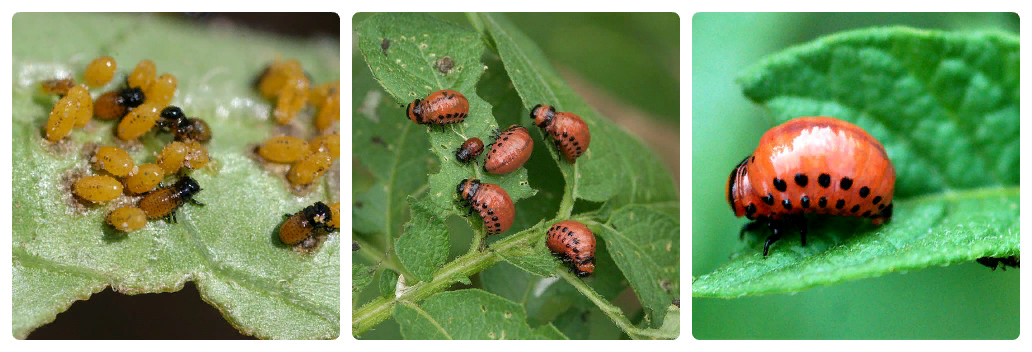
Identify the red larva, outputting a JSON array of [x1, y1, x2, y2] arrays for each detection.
[[727, 116, 896, 256], [546, 220, 596, 277], [530, 104, 590, 162], [484, 124, 533, 175], [406, 89, 468, 125], [454, 137, 484, 164], [456, 179, 514, 235]]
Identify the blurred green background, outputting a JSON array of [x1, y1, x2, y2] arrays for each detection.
[[352, 13, 679, 339], [692, 13, 1018, 339]]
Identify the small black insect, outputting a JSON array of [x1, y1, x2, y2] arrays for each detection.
[[381, 38, 390, 57], [976, 256, 1019, 271]]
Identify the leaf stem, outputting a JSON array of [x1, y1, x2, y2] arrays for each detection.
[[557, 270, 674, 339], [353, 221, 549, 336]]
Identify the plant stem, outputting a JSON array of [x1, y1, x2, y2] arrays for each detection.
[[558, 270, 676, 340], [352, 221, 548, 336]]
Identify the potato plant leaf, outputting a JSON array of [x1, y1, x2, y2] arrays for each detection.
[[695, 27, 1019, 297], [13, 13, 340, 339]]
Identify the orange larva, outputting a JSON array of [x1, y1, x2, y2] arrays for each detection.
[[177, 118, 211, 143], [309, 133, 340, 160], [144, 73, 177, 107], [257, 59, 303, 99], [456, 179, 515, 235], [94, 87, 145, 120], [314, 94, 340, 131], [107, 206, 147, 233], [727, 116, 896, 256], [128, 59, 157, 89], [116, 101, 161, 140], [93, 91, 126, 120], [124, 163, 165, 194], [484, 124, 533, 175], [138, 176, 204, 222], [273, 76, 310, 125], [287, 151, 332, 186], [278, 201, 333, 246], [183, 140, 209, 169], [92, 146, 135, 177], [40, 78, 76, 95], [531, 104, 591, 163], [454, 137, 484, 164], [309, 81, 339, 104], [328, 202, 340, 229], [258, 136, 311, 163], [73, 175, 123, 203], [67, 85, 93, 128], [44, 94, 78, 142], [406, 89, 468, 125], [311, 81, 340, 130], [84, 56, 117, 87], [156, 141, 189, 174], [546, 220, 597, 277]]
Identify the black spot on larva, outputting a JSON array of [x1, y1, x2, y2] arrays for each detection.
[[859, 186, 870, 198], [883, 203, 894, 218], [819, 197, 827, 208], [862, 210, 872, 217], [563, 227, 569, 232], [818, 173, 831, 188], [492, 216, 498, 221], [872, 196, 882, 204], [800, 196, 810, 208], [745, 204, 756, 216], [782, 199, 792, 210], [572, 248, 579, 253], [573, 141, 579, 146], [495, 223, 501, 227], [878, 203, 885, 210], [850, 205, 860, 213], [762, 193, 774, 205], [568, 136, 574, 141], [562, 132, 568, 138], [835, 199, 845, 210], [751, 156, 755, 163], [794, 174, 808, 187], [488, 210, 494, 215], [481, 204, 487, 209], [840, 177, 853, 190], [773, 178, 787, 192]]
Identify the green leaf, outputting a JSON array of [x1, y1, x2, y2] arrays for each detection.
[[13, 13, 339, 339], [738, 27, 1019, 197], [354, 264, 376, 304], [477, 13, 677, 213], [356, 13, 536, 226], [532, 323, 569, 340], [602, 205, 680, 327], [697, 27, 1020, 297], [379, 269, 399, 298], [393, 289, 541, 339], [396, 197, 450, 282], [695, 188, 1019, 297]]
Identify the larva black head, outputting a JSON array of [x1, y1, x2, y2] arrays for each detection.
[[406, 99, 423, 123], [305, 201, 333, 227], [531, 104, 556, 128], [117, 87, 145, 109], [158, 106, 190, 131], [173, 176, 202, 199], [456, 178, 481, 201], [726, 155, 751, 214]]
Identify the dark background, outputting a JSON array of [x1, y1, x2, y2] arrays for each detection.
[[27, 12, 339, 340]]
